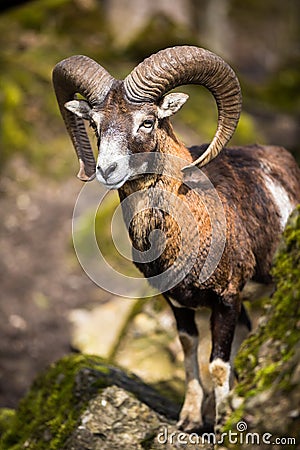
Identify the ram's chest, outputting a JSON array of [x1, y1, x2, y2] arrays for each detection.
[[128, 206, 182, 276], [120, 187, 214, 284]]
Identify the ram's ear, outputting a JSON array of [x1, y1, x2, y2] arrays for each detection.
[[157, 92, 189, 119], [64, 99, 92, 120]]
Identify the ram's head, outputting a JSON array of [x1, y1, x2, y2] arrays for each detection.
[[53, 46, 242, 189]]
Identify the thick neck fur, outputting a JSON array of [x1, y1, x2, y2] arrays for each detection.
[[117, 123, 202, 284]]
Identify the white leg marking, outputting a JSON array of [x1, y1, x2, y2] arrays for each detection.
[[177, 332, 204, 430], [209, 358, 231, 421]]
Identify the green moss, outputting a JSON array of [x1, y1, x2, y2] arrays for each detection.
[[223, 206, 300, 439], [221, 404, 245, 434], [234, 205, 300, 397], [0, 354, 114, 450], [0, 409, 16, 437], [0, 353, 178, 449]]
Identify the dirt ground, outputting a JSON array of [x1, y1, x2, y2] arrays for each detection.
[[0, 157, 109, 408]]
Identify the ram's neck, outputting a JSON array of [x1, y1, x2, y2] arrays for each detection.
[[119, 126, 192, 198], [117, 128, 194, 278], [158, 121, 193, 160]]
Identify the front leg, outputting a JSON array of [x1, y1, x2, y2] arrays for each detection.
[[209, 296, 240, 424], [168, 301, 204, 432]]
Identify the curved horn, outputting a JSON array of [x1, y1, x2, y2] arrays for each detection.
[[52, 55, 114, 180], [124, 46, 242, 169]]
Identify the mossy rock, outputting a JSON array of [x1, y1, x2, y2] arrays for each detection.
[[221, 205, 300, 448], [0, 354, 184, 450], [0, 409, 15, 437]]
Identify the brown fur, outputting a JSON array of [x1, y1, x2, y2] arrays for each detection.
[[120, 137, 300, 310]]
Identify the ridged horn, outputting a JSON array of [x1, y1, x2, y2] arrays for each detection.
[[124, 46, 242, 169], [52, 55, 114, 180]]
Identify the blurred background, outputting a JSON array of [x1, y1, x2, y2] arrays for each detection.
[[0, 0, 299, 409]]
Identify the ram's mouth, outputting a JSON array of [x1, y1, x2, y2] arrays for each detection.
[[98, 174, 131, 190]]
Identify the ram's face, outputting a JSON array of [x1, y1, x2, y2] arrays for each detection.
[[65, 87, 188, 189], [94, 92, 160, 189]]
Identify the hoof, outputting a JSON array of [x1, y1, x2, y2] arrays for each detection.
[[177, 416, 214, 435], [177, 417, 203, 433]]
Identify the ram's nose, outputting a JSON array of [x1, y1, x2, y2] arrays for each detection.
[[97, 162, 118, 181]]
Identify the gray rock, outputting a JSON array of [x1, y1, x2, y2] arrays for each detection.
[[0, 354, 213, 449]]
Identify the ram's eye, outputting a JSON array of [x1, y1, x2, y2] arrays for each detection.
[[141, 119, 154, 130]]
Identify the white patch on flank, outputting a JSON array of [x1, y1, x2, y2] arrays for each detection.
[[264, 176, 294, 229]]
